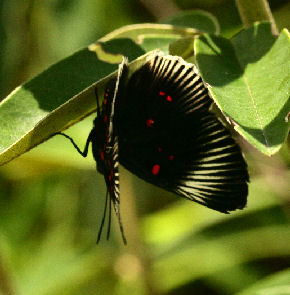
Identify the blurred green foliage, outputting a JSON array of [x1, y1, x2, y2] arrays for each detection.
[[0, 0, 289, 294]]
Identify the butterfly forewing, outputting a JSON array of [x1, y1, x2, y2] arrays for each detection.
[[115, 54, 248, 213]]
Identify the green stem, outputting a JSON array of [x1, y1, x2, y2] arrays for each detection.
[[139, 0, 180, 19], [120, 168, 159, 295], [235, 0, 279, 35], [0, 258, 15, 295]]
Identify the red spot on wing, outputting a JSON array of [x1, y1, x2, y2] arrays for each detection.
[[100, 151, 105, 161], [109, 170, 114, 181], [158, 147, 163, 152], [146, 118, 154, 127], [158, 91, 172, 102], [152, 164, 160, 175], [169, 155, 174, 160], [104, 115, 107, 123], [166, 95, 173, 102], [103, 98, 107, 105]]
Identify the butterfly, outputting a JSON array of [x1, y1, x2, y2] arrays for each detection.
[[59, 53, 249, 244]]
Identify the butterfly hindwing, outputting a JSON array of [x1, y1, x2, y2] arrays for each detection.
[[115, 54, 248, 213]]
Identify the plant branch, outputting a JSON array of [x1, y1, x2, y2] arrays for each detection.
[[0, 257, 15, 295], [235, 0, 279, 35], [139, 0, 180, 20], [118, 168, 159, 295]]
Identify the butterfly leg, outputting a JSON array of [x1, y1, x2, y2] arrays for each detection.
[[56, 128, 95, 157]]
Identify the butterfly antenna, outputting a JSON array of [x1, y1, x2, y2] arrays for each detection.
[[119, 215, 127, 245], [97, 191, 109, 244], [114, 205, 127, 245]]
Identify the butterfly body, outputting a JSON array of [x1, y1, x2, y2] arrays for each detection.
[[91, 77, 125, 243], [93, 80, 119, 188]]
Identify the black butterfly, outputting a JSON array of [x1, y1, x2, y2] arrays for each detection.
[[59, 53, 249, 244]]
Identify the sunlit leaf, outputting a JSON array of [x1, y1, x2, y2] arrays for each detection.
[[195, 23, 290, 155], [0, 44, 149, 167], [152, 223, 290, 292], [100, 23, 200, 44], [0, 23, 202, 167], [236, 268, 290, 295]]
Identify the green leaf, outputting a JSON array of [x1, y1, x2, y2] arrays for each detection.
[[162, 9, 220, 34], [195, 22, 290, 156], [100, 23, 201, 43], [161, 10, 219, 59], [168, 37, 195, 60], [100, 23, 201, 54], [0, 39, 146, 167], [152, 222, 290, 292], [235, 268, 290, 295], [0, 23, 201, 167]]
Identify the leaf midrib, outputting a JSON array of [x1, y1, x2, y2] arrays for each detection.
[[231, 40, 270, 148]]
